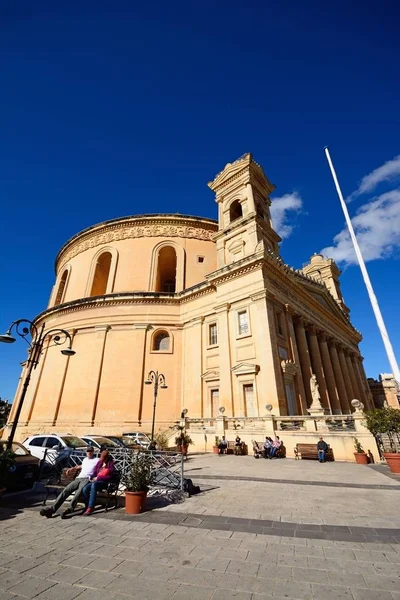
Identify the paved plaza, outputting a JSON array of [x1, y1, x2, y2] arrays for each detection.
[[1, 454, 400, 599]]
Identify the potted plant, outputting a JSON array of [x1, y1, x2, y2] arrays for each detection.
[[364, 407, 400, 473], [122, 452, 155, 514], [213, 436, 220, 454], [175, 430, 194, 457], [353, 438, 368, 464], [0, 447, 16, 495], [154, 430, 169, 450]]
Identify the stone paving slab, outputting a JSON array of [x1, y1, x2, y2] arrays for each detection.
[[1, 454, 400, 599]]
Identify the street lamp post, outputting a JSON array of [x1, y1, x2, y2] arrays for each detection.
[[0, 319, 76, 449], [144, 370, 167, 442]]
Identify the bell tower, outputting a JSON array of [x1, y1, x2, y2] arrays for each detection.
[[208, 153, 281, 268]]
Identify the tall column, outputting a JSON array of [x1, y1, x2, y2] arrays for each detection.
[[351, 354, 367, 406], [306, 325, 331, 412], [345, 351, 362, 403], [286, 307, 307, 414], [354, 356, 373, 410], [328, 340, 350, 414], [338, 345, 356, 408], [318, 333, 341, 414], [293, 317, 313, 409]]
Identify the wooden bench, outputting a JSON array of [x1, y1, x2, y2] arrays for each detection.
[[218, 441, 246, 455], [252, 440, 286, 459], [294, 443, 334, 461], [42, 467, 121, 512], [227, 441, 247, 455]]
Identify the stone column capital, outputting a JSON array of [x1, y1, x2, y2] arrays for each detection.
[[213, 302, 231, 314], [250, 291, 267, 302], [284, 303, 296, 315], [293, 315, 306, 327], [305, 323, 317, 334]]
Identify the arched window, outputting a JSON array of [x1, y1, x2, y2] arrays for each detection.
[[229, 200, 243, 222], [155, 246, 177, 293], [54, 269, 68, 305], [90, 251, 112, 296], [153, 331, 170, 352]]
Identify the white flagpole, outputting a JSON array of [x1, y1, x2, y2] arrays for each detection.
[[324, 146, 400, 390]]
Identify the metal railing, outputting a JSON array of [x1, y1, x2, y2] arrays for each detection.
[[40, 447, 185, 491]]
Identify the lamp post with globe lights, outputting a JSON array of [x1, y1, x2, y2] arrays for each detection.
[[0, 319, 76, 449], [144, 370, 168, 443]]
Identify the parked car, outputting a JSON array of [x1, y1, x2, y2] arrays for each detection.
[[0, 441, 40, 490], [103, 435, 140, 448], [22, 433, 87, 462], [80, 435, 119, 450], [122, 432, 151, 449]]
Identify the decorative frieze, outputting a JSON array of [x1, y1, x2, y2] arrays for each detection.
[[58, 221, 216, 270]]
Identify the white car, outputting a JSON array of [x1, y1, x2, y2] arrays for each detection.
[[122, 432, 151, 448], [22, 433, 87, 462]]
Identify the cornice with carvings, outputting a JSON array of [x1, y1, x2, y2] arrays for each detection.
[[56, 218, 218, 273], [269, 281, 360, 349], [265, 261, 361, 343]]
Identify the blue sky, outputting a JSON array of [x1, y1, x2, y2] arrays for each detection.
[[1, 1, 399, 400]]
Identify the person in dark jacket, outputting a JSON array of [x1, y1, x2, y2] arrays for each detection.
[[317, 437, 328, 462]]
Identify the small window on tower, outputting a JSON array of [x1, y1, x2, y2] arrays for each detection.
[[197, 256, 205, 263], [229, 200, 243, 222]]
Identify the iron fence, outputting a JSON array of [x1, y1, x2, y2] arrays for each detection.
[[40, 447, 185, 491], [375, 432, 400, 459]]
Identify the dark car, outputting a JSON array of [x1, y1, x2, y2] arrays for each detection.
[[0, 441, 40, 490], [80, 435, 120, 451], [104, 435, 141, 448]]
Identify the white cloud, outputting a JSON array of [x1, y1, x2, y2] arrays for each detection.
[[270, 192, 303, 239], [349, 154, 400, 200], [321, 189, 400, 266]]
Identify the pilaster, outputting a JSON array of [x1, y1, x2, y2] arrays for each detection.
[[214, 303, 234, 415]]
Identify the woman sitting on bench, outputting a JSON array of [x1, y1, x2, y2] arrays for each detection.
[[82, 450, 114, 515]]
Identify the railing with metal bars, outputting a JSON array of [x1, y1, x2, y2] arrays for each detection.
[[40, 447, 185, 491]]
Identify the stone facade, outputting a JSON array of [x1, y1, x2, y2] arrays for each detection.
[[6, 153, 375, 451], [369, 373, 400, 409]]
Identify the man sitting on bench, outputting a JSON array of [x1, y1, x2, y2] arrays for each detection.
[[317, 437, 328, 463], [40, 445, 99, 519], [218, 436, 228, 455]]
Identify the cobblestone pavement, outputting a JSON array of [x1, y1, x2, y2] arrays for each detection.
[[1, 455, 400, 599]]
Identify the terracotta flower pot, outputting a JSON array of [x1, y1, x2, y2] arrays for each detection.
[[354, 452, 368, 465], [125, 491, 147, 514], [212, 446, 219, 454], [177, 444, 188, 456], [383, 453, 400, 474]]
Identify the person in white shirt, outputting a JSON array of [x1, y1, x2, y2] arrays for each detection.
[[40, 446, 100, 519]]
